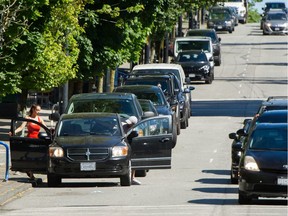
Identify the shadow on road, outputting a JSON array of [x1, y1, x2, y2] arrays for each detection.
[[192, 99, 262, 117]]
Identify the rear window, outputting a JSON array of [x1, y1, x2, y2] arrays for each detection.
[[186, 31, 217, 43], [125, 79, 171, 95]]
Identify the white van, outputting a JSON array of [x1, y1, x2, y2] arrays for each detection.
[[173, 36, 214, 67]]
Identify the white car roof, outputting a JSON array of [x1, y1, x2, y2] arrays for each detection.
[[132, 63, 184, 70]]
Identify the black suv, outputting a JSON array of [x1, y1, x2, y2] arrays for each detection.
[[186, 29, 221, 66], [174, 50, 214, 84]]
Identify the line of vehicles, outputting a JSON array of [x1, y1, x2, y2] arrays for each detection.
[[228, 96, 288, 204], [8, 23, 226, 187]]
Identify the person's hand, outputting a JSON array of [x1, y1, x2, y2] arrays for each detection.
[[8, 131, 12, 136]]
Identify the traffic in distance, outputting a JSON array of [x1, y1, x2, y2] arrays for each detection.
[[5, 1, 288, 211]]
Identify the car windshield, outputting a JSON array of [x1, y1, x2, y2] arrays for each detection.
[[133, 69, 181, 83], [209, 12, 231, 20], [267, 13, 287, 20], [266, 3, 286, 10], [176, 40, 210, 53], [249, 128, 287, 150], [177, 52, 207, 62], [186, 31, 217, 43], [257, 113, 288, 123], [57, 117, 121, 137], [125, 80, 170, 94], [67, 99, 136, 116], [133, 92, 165, 106]]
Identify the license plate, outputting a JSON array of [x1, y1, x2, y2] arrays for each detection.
[[275, 28, 279, 31], [217, 26, 222, 29], [277, 178, 288, 185], [80, 162, 96, 171], [189, 74, 195, 78]]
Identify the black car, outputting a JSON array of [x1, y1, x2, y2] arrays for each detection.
[[114, 85, 178, 146], [9, 113, 174, 187], [124, 75, 185, 133], [207, 6, 235, 33], [238, 123, 288, 204], [185, 29, 222, 66], [174, 50, 214, 84]]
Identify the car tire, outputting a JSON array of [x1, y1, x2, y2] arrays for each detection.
[[177, 121, 181, 135], [205, 75, 213, 84], [172, 125, 177, 148], [120, 160, 131, 186], [228, 30, 233, 34], [180, 118, 187, 129], [238, 190, 252, 204], [47, 173, 61, 187]]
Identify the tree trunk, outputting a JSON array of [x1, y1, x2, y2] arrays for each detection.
[[97, 76, 104, 93], [110, 69, 115, 92]]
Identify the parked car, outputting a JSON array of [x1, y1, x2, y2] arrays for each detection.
[[173, 36, 214, 68], [114, 85, 178, 147], [185, 29, 222, 66], [238, 123, 288, 204], [262, 10, 288, 35], [207, 6, 235, 33], [174, 50, 214, 84], [9, 113, 174, 187], [256, 96, 288, 115]]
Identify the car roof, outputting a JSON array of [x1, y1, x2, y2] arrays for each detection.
[[175, 36, 212, 42], [127, 74, 173, 80], [132, 63, 183, 71], [266, 9, 287, 14], [261, 99, 288, 106], [61, 112, 118, 120], [69, 92, 136, 101], [254, 122, 288, 130], [115, 85, 162, 92], [178, 49, 205, 54]]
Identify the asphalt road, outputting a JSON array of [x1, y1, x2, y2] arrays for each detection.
[[0, 23, 287, 216]]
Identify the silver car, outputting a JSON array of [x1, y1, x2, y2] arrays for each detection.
[[262, 10, 288, 35]]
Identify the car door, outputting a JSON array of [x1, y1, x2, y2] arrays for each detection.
[[128, 115, 173, 170], [9, 118, 52, 174]]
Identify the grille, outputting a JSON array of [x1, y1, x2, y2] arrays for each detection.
[[271, 27, 285, 31], [183, 67, 200, 75], [67, 148, 109, 161]]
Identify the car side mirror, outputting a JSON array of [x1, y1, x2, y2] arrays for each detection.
[[127, 130, 138, 143], [143, 111, 156, 118], [38, 132, 51, 140], [189, 86, 195, 91], [229, 132, 238, 140], [209, 57, 214, 62], [232, 141, 242, 151], [236, 128, 247, 137]]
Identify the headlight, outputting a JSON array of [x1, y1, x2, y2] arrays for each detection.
[[244, 156, 260, 171], [266, 23, 271, 27], [225, 21, 232, 25], [199, 65, 210, 73], [112, 146, 129, 157], [49, 147, 64, 158]]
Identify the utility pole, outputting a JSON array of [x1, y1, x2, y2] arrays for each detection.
[[177, 15, 182, 37]]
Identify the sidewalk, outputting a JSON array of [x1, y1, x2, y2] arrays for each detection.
[[0, 108, 52, 206]]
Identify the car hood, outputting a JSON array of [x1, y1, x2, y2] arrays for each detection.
[[251, 150, 288, 171], [268, 20, 287, 26], [177, 62, 208, 68], [55, 136, 123, 148]]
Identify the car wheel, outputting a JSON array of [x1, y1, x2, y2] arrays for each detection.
[[228, 29, 233, 34], [180, 118, 187, 129], [215, 60, 220, 66], [47, 173, 61, 187], [135, 170, 147, 177], [120, 160, 131, 186], [177, 121, 181, 135], [205, 75, 213, 84], [238, 190, 252, 204]]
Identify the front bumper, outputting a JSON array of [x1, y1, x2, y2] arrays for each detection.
[[263, 25, 288, 35], [48, 157, 130, 178], [239, 169, 288, 198]]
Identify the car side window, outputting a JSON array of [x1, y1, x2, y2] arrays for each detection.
[[133, 118, 169, 137]]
